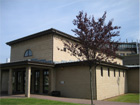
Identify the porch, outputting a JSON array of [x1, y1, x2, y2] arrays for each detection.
[[0, 60, 55, 97]]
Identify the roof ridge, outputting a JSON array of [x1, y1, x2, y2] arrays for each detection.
[[6, 28, 78, 46]]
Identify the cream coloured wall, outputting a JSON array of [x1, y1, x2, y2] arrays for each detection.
[[55, 64, 127, 100], [53, 35, 79, 62], [114, 58, 123, 65], [53, 35, 123, 65], [96, 53, 123, 65], [10, 34, 53, 62], [107, 57, 123, 65], [55, 65, 96, 99], [96, 66, 127, 100], [10, 33, 123, 65]]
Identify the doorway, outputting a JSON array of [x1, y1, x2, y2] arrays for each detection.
[[43, 70, 49, 94], [13, 70, 25, 94], [34, 70, 40, 93]]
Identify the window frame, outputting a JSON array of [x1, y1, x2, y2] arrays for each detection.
[[119, 70, 120, 77], [43, 69, 49, 94], [101, 67, 103, 77], [114, 69, 116, 77], [63, 48, 66, 52], [108, 68, 110, 77], [24, 49, 33, 57]]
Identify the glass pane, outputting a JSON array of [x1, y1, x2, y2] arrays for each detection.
[[34, 71, 40, 93], [24, 51, 28, 57], [29, 50, 32, 56], [17, 72, 22, 91], [24, 49, 32, 57], [43, 70, 49, 93]]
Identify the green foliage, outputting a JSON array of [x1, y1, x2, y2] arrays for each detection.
[[105, 93, 139, 103], [0, 98, 88, 105]]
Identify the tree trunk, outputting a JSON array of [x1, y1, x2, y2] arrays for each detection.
[[89, 66, 94, 105]]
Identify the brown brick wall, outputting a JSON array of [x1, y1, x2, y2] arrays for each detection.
[[55, 65, 95, 99], [10, 34, 53, 62]]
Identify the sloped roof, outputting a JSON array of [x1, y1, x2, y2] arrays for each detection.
[[0, 59, 54, 68], [55, 60, 128, 70], [0, 59, 127, 70], [6, 28, 78, 46], [6, 28, 122, 59]]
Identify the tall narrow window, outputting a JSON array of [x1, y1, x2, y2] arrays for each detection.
[[114, 69, 116, 77], [123, 70, 124, 77], [108, 68, 110, 77], [101, 67, 103, 77], [119, 70, 120, 77], [24, 49, 32, 57], [63, 48, 66, 52]]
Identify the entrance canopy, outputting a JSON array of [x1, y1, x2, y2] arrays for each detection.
[[0, 60, 55, 97], [0, 59, 54, 69]]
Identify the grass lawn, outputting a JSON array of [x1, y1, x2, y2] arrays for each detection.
[[0, 98, 88, 105], [105, 93, 139, 103]]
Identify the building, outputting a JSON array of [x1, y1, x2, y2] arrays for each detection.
[[116, 42, 139, 92], [116, 42, 140, 56], [123, 54, 139, 93], [0, 28, 136, 100]]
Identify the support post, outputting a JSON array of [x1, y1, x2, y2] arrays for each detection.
[[25, 66, 31, 97], [20, 71, 24, 93], [39, 70, 43, 94], [31, 70, 34, 93], [50, 68, 56, 92], [8, 68, 13, 95]]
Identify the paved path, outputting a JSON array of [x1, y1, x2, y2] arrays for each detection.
[[0, 94, 139, 105]]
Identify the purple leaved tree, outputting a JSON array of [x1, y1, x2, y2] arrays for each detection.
[[60, 11, 120, 105]]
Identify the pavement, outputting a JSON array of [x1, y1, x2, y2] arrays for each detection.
[[0, 94, 139, 105]]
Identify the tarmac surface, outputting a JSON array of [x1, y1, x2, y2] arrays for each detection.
[[0, 94, 139, 105]]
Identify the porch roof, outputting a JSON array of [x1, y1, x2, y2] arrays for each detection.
[[55, 60, 128, 70], [0, 60, 54, 69], [0, 59, 128, 70]]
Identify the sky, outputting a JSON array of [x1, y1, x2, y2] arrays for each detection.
[[0, 0, 139, 63]]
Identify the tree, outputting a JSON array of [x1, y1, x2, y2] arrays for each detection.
[[60, 11, 120, 105]]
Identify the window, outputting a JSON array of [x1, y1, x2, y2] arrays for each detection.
[[119, 70, 120, 77], [43, 70, 49, 93], [114, 69, 116, 77], [120, 53, 125, 56], [101, 67, 103, 77], [108, 68, 110, 77], [24, 49, 32, 57], [63, 48, 66, 52], [34, 71, 40, 93]]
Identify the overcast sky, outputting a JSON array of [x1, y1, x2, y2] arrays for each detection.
[[0, 0, 139, 63]]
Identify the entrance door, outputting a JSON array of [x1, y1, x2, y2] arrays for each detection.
[[16, 71, 25, 93], [17, 71, 22, 92], [43, 70, 49, 94], [34, 71, 40, 93]]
